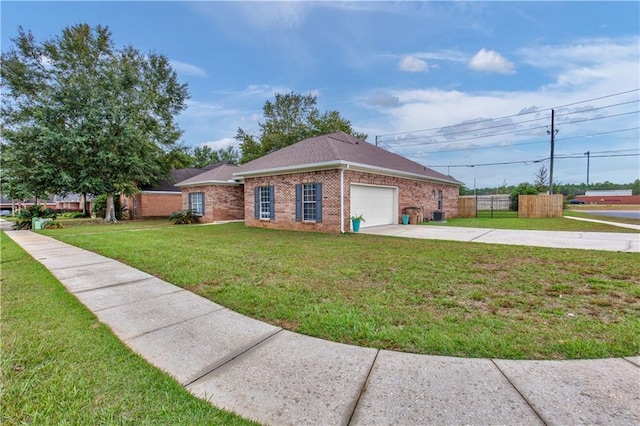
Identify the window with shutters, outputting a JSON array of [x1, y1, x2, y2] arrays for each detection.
[[302, 183, 317, 221], [254, 186, 275, 220], [295, 182, 322, 222], [259, 186, 271, 219]]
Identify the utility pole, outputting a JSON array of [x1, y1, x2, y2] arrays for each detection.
[[585, 151, 590, 185], [375, 135, 378, 147], [547, 109, 557, 195]]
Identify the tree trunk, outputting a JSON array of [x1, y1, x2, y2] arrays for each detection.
[[81, 192, 87, 216], [104, 192, 118, 223]]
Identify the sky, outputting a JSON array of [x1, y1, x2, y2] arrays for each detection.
[[2, 1, 639, 189]]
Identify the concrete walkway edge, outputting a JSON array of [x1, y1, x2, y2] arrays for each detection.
[[3, 224, 639, 425]]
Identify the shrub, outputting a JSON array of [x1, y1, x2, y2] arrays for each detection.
[[12, 206, 57, 230], [509, 183, 539, 211], [43, 221, 64, 229], [168, 210, 200, 225]]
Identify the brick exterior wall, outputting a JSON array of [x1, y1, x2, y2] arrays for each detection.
[[244, 170, 342, 233], [182, 184, 244, 223], [244, 169, 459, 233], [122, 192, 182, 220], [141, 193, 182, 218], [346, 170, 459, 224]]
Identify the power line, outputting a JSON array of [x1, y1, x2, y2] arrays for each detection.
[[427, 150, 638, 169], [414, 127, 639, 155], [551, 88, 640, 109], [553, 99, 638, 118], [383, 109, 638, 148], [379, 105, 638, 147], [376, 88, 640, 141]]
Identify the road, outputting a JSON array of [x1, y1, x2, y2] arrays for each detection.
[[583, 210, 640, 220]]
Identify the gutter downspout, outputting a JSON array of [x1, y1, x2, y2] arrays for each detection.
[[340, 167, 345, 233], [340, 164, 350, 234]]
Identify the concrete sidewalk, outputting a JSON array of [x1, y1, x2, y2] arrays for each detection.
[[360, 224, 640, 252], [3, 226, 639, 425]]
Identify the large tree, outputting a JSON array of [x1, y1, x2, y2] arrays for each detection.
[[236, 92, 367, 163], [1, 24, 189, 221], [192, 145, 239, 167]]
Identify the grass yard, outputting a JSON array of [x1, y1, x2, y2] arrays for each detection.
[[564, 210, 640, 226], [0, 232, 256, 425], [425, 215, 640, 231], [39, 221, 640, 360]]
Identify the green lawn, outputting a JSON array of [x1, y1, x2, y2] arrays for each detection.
[[0, 232, 256, 426], [425, 215, 640, 232], [38, 221, 640, 360], [564, 210, 640, 226]]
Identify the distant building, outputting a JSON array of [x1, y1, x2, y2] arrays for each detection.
[[585, 190, 632, 196], [575, 190, 639, 205]]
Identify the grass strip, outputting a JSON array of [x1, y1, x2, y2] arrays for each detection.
[[0, 232, 256, 426], [40, 222, 640, 360], [424, 216, 640, 232]]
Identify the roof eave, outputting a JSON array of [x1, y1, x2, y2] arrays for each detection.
[[346, 162, 462, 185], [234, 160, 461, 185], [176, 180, 241, 188], [233, 160, 348, 178]]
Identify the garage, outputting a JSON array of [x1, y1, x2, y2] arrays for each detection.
[[350, 184, 397, 228]]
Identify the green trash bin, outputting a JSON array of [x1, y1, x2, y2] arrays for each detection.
[[32, 217, 42, 230]]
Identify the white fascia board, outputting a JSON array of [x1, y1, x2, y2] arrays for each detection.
[[234, 160, 461, 186], [346, 162, 462, 186], [176, 180, 241, 188], [233, 161, 348, 178]]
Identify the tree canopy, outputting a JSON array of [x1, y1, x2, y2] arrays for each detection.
[[236, 92, 367, 163], [1, 24, 189, 221], [191, 145, 239, 168]]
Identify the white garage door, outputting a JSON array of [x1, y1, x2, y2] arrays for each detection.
[[350, 184, 397, 228]]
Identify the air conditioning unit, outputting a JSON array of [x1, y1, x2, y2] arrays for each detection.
[[432, 211, 445, 222]]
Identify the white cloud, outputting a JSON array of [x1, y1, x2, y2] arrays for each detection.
[[468, 48, 516, 74], [517, 37, 640, 91], [398, 55, 429, 72], [169, 60, 206, 77], [198, 137, 238, 150], [518, 37, 639, 69]]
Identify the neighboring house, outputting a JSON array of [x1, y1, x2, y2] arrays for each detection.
[[0, 194, 57, 212], [176, 163, 244, 223], [122, 163, 230, 220], [178, 132, 461, 233], [52, 193, 94, 213]]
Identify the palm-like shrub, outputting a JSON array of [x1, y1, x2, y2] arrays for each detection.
[[12, 206, 57, 230], [168, 210, 200, 225]]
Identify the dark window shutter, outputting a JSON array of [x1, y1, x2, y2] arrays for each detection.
[[269, 186, 275, 220], [254, 187, 259, 219], [315, 183, 322, 222], [295, 184, 302, 221], [188, 193, 193, 211]]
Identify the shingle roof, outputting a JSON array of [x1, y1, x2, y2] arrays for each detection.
[[234, 132, 460, 185], [143, 163, 236, 191], [175, 163, 240, 187]]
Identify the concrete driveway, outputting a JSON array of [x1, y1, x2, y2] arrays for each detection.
[[360, 224, 640, 252]]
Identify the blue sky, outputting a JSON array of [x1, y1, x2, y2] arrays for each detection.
[[2, 1, 639, 188]]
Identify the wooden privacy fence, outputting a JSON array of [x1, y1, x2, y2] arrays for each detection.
[[458, 196, 476, 218], [518, 194, 563, 218]]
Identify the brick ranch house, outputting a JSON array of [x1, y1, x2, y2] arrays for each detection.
[[121, 163, 233, 220], [177, 132, 461, 233]]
